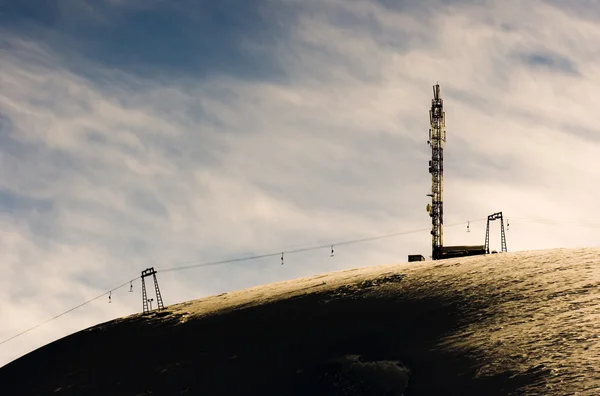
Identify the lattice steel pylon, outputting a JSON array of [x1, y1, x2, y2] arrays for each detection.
[[141, 267, 165, 314], [485, 212, 508, 254], [427, 83, 447, 260]]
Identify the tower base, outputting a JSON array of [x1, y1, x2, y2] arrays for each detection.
[[434, 245, 487, 260]]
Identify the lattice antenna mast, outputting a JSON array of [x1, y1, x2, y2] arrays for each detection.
[[141, 267, 165, 314], [485, 212, 508, 254], [428, 83, 446, 260]]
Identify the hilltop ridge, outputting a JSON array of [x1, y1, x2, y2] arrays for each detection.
[[1, 247, 599, 395]]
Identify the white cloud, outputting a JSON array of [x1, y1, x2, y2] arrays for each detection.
[[2, 0, 600, 367]]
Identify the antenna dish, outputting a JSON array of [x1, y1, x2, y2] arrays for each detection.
[[426, 204, 432, 213]]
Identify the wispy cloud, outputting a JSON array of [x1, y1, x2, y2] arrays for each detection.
[[1, 0, 600, 366], [515, 50, 580, 75]]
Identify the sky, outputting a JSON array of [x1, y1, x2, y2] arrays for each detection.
[[1, 0, 600, 367]]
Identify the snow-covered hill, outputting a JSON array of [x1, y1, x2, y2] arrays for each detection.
[[1, 247, 599, 395]]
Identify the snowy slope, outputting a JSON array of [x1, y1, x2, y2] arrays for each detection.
[[1, 247, 599, 395]]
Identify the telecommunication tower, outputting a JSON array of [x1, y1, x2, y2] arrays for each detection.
[[427, 83, 446, 260], [141, 267, 164, 314], [410, 83, 487, 262]]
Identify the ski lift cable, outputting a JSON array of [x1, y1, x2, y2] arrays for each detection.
[[0, 217, 490, 347], [158, 219, 487, 274], [0, 277, 140, 346], [4, 215, 599, 348], [509, 217, 600, 228]]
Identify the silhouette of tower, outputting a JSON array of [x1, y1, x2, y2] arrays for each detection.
[[485, 212, 508, 254], [427, 83, 446, 260], [141, 267, 164, 314]]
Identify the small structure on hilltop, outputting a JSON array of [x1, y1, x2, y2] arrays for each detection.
[[408, 254, 425, 262]]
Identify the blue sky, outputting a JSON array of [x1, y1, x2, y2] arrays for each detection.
[[2, 0, 600, 366]]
